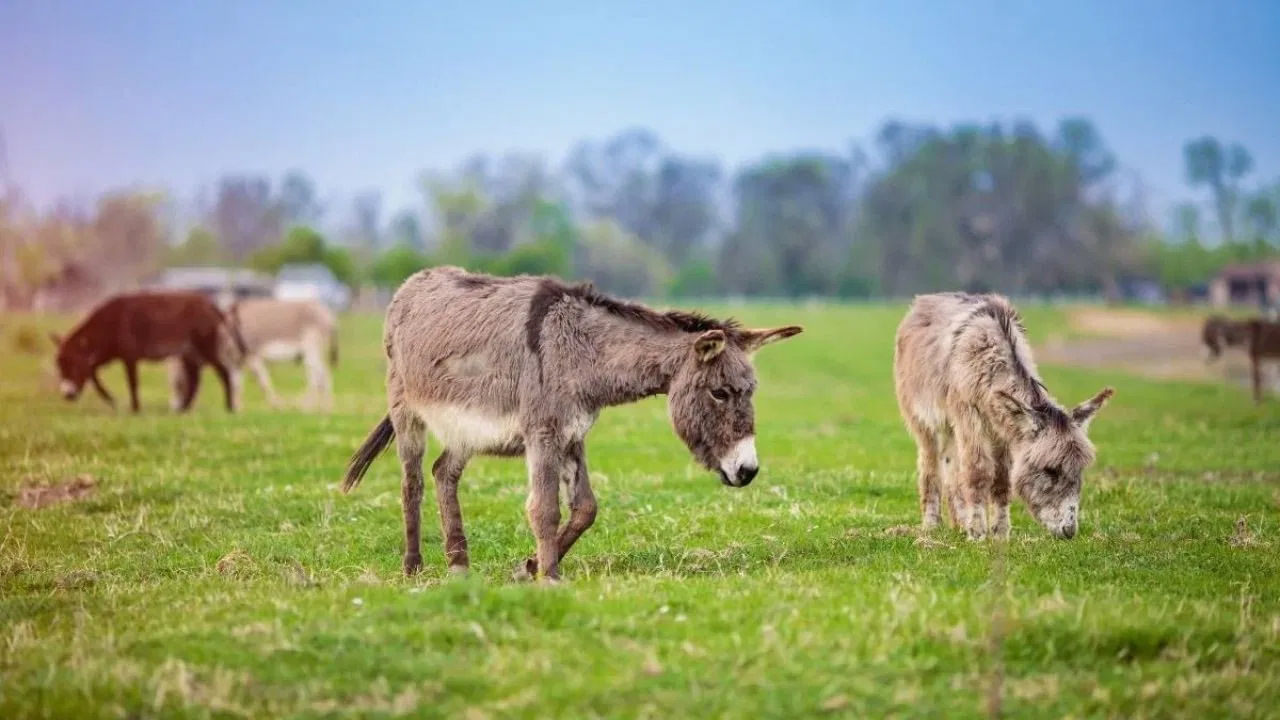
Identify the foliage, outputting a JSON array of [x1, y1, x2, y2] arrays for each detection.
[[166, 227, 226, 267], [857, 119, 1138, 296], [575, 220, 671, 296], [248, 225, 361, 288], [723, 153, 856, 297], [667, 258, 719, 298], [1184, 136, 1254, 244], [369, 243, 431, 290], [2, 306, 1279, 717]]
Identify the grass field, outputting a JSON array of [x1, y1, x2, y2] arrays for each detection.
[[3, 303, 1279, 718]]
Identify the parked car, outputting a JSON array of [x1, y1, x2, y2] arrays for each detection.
[[274, 263, 351, 311]]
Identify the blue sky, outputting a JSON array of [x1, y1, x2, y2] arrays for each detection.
[[2, 0, 1278, 227]]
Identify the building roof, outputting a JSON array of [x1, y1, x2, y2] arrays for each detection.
[[1215, 261, 1280, 279]]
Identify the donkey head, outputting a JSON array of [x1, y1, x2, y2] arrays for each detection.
[[1202, 316, 1230, 360], [50, 333, 92, 400], [1202, 316, 1247, 361], [667, 325, 802, 487], [1001, 387, 1114, 539]]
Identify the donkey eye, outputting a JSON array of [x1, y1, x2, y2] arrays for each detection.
[[710, 388, 730, 402]]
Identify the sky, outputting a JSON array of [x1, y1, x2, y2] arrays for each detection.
[[2, 0, 1278, 228]]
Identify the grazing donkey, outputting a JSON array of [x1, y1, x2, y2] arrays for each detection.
[[894, 293, 1113, 540], [51, 292, 243, 413], [342, 266, 802, 580], [169, 298, 339, 410], [1202, 315, 1280, 403]]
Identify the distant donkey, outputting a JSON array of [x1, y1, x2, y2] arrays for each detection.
[[169, 298, 339, 410], [51, 292, 243, 413], [1202, 315, 1280, 403], [342, 266, 802, 580], [894, 293, 1113, 539]]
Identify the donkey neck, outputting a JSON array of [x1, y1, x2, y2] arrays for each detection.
[[579, 324, 692, 410]]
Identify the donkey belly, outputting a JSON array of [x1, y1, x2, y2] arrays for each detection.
[[257, 340, 303, 362], [416, 403, 523, 455]]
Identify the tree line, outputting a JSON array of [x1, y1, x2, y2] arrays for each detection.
[[3, 120, 1278, 308]]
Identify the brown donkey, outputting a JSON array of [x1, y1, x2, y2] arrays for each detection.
[[342, 266, 802, 580], [1202, 315, 1280, 403], [52, 292, 243, 412], [894, 293, 1113, 539]]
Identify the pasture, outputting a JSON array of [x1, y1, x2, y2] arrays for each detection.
[[2, 304, 1279, 718]]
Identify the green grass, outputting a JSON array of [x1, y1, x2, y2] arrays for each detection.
[[2, 304, 1278, 719]]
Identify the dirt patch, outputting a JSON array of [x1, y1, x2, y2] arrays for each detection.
[[1038, 307, 1257, 384], [16, 474, 97, 509], [1065, 308, 1197, 338]]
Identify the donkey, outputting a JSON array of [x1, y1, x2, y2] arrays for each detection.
[[169, 298, 339, 410], [1202, 315, 1280, 403], [51, 292, 243, 413], [894, 293, 1113, 540], [342, 266, 802, 580]]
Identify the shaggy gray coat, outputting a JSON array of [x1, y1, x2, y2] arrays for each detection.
[[343, 266, 801, 579], [894, 293, 1112, 539]]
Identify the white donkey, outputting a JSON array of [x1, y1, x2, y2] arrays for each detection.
[[170, 298, 338, 409]]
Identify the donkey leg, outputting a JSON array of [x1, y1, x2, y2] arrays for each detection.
[[990, 449, 1012, 539], [522, 431, 564, 582], [1252, 354, 1264, 403], [431, 449, 471, 573], [954, 431, 990, 540], [209, 360, 236, 412], [523, 440, 598, 575], [123, 359, 141, 413], [248, 357, 282, 408], [392, 411, 428, 576], [555, 441, 598, 561], [167, 357, 187, 411], [178, 355, 202, 412], [908, 423, 943, 530]]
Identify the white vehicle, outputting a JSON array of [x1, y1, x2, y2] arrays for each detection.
[[274, 263, 351, 311]]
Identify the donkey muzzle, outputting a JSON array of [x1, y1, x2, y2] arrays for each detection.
[[719, 436, 758, 487]]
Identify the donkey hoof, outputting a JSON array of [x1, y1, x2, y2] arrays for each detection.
[[403, 554, 423, 576]]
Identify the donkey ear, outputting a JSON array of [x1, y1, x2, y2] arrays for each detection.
[[739, 325, 804, 352], [693, 329, 727, 362], [1071, 387, 1114, 429]]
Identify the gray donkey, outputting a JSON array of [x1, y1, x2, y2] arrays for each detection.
[[343, 266, 802, 580], [894, 293, 1113, 540]]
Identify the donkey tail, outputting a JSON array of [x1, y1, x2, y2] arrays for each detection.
[[328, 329, 339, 367], [342, 415, 395, 493]]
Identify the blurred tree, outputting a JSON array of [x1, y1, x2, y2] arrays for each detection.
[[566, 129, 722, 266], [167, 226, 225, 266], [278, 171, 322, 226], [1242, 184, 1278, 248], [667, 257, 719, 298], [248, 225, 360, 288], [351, 191, 382, 253], [724, 153, 854, 297], [370, 243, 430, 289], [575, 220, 671, 296], [1184, 136, 1253, 243], [210, 176, 281, 260], [858, 120, 1138, 296], [92, 190, 166, 290], [387, 210, 425, 252]]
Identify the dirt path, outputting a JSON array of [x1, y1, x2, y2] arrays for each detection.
[[1037, 308, 1259, 385]]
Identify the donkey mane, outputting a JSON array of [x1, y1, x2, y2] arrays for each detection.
[[953, 294, 1051, 407], [525, 278, 738, 354]]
